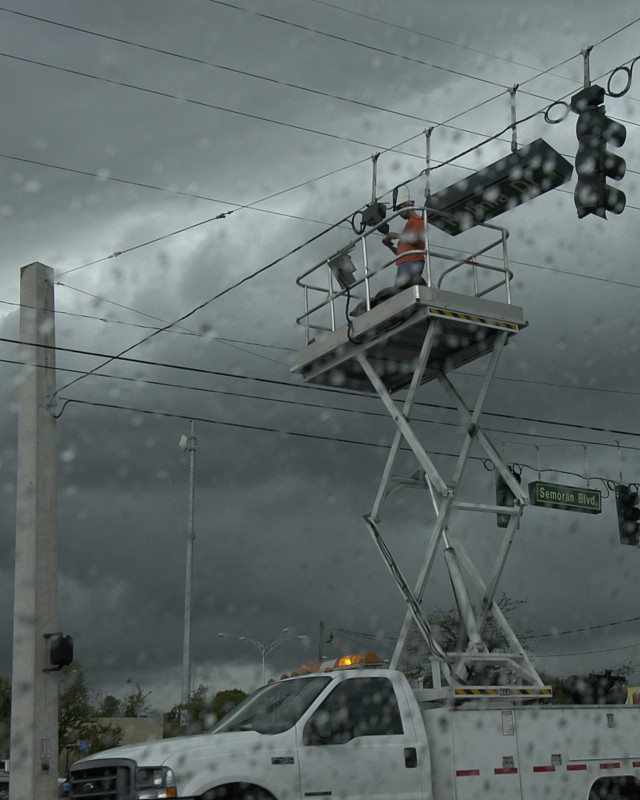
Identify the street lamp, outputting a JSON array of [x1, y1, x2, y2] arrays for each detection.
[[179, 421, 196, 706], [218, 629, 307, 685]]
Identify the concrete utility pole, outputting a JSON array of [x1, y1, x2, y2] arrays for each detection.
[[10, 263, 59, 799]]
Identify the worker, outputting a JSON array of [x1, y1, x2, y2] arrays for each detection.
[[382, 195, 426, 288]]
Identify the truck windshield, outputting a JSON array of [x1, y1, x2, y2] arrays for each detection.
[[211, 676, 332, 735]]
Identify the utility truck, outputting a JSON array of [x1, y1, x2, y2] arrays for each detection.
[[70, 208, 640, 798], [68, 652, 640, 800]]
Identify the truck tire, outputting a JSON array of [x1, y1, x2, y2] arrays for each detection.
[[0, 783, 8, 800], [200, 783, 273, 800]]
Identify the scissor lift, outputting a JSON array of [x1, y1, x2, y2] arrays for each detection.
[[292, 208, 551, 700]]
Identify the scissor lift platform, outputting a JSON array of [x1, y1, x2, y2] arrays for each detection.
[[291, 212, 548, 696], [291, 285, 527, 393]]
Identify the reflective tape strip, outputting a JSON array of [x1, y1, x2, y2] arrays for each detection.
[[427, 307, 520, 332], [533, 766, 556, 773], [600, 763, 621, 770], [454, 688, 552, 696], [456, 770, 480, 777], [634, 762, 640, 768], [567, 765, 587, 771], [494, 768, 518, 775]]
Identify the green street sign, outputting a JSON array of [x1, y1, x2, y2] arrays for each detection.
[[528, 481, 601, 514]]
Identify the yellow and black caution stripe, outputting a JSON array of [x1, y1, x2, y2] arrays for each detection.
[[427, 307, 520, 332], [454, 687, 553, 696]]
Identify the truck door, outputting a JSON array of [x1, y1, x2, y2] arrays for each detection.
[[296, 676, 423, 800]]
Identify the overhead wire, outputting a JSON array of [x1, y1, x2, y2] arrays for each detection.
[[2, 11, 631, 286], [0, 51, 427, 155], [7, 13, 638, 401], [204, 0, 562, 106], [45, 396, 640, 486], [0, 6, 484, 130], [57, 48, 639, 282], [306, 0, 578, 80], [8, 334, 640, 451], [13, 269, 640, 402]]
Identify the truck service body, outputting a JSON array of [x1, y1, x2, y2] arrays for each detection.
[[69, 666, 640, 800]]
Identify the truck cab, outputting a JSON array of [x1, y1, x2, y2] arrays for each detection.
[[69, 659, 640, 800], [69, 663, 427, 800]]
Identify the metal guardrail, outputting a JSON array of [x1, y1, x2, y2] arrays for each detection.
[[295, 206, 513, 345]]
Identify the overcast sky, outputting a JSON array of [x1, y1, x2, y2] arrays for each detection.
[[1, 0, 640, 712]]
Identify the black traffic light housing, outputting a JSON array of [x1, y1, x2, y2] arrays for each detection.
[[495, 468, 521, 528], [361, 201, 389, 235], [614, 484, 640, 546], [570, 84, 626, 219], [44, 632, 74, 672]]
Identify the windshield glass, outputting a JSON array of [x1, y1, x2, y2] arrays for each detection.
[[211, 676, 331, 735]]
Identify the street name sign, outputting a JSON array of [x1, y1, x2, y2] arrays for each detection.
[[528, 481, 602, 514], [427, 138, 574, 236]]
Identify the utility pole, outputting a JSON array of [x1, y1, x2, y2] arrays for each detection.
[[11, 263, 59, 798], [179, 421, 196, 706]]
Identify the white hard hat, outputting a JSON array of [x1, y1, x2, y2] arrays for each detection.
[[395, 185, 414, 209]]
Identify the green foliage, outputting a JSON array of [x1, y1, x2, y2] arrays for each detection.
[[97, 694, 122, 717], [538, 673, 570, 704], [163, 686, 247, 737], [400, 594, 529, 686], [119, 679, 151, 718], [59, 663, 123, 757]]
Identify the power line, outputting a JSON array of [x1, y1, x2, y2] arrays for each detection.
[[7, 334, 640, 451], [307, 0, 578, 81], [14, 32, 637, 395], [524, 615, 640, 640], [47, 396, 640, 486], [0, 50, 430, 157], [0, 150, 366, 230], [536, 642, 640, 659], [11, 274, 640, 404], [54, 151, 383, 276], [4, 353, 636, 454], [205, 0, 518, 93], [0, 6, 467, 129]]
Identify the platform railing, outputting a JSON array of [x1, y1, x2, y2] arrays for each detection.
[[295, 207, 513, 345]]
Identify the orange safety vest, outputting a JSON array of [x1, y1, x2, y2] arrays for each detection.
[[396, 214, 425, 264]]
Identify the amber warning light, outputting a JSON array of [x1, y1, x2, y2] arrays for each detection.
[[277, 652, 384, 680], [333, 652, 383, 668]]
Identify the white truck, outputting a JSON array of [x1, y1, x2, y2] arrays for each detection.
[[69, 654, 640, 800]]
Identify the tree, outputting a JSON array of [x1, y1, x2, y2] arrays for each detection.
[[58, 664, 123, 758], [119, 679, 151, 718], [211, 689, 246, 721], [400, 594, 528, 686], [97, 694, 122, 717], [164, 686, 246, 738]]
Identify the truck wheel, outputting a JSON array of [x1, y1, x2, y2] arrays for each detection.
[[0, 785, 8, 800], [200, 785, 271, 800]]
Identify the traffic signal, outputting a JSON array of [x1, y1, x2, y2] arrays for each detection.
[[44, 632, 74, 672], [570, 84, 626, 219], [614, 484, 640, 546], [495, 469, 521, 528]]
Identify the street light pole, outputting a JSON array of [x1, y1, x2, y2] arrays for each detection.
[[180, 421, 196, 706], [218, 630, 307, 685]]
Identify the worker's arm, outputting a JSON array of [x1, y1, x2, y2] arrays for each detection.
[[382, 232, 399, 253]]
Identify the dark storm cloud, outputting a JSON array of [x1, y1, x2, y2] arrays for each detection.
[[1, 0, 640, 708]]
